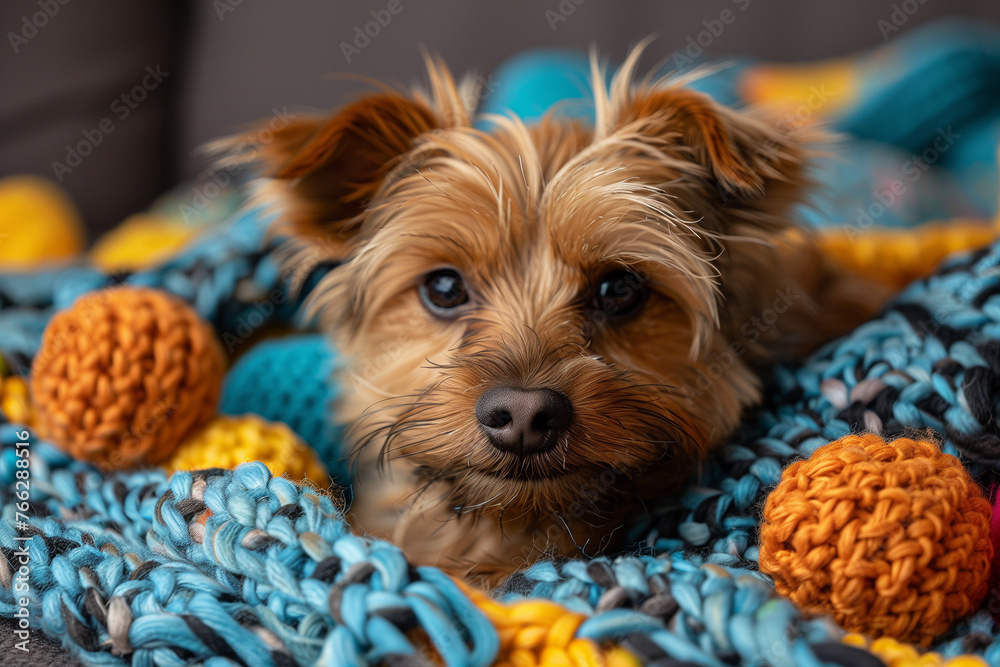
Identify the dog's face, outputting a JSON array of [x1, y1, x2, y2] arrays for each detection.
[[245, 54, 824, 530]]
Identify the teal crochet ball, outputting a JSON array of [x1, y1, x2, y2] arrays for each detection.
[[219, 334, 350, 487]]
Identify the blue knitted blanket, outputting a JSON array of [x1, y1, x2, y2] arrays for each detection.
[[1, 203, 1000, 666]]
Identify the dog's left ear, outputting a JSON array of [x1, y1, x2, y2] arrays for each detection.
[[246, 93, 443, 243], [619, 88, 803, 203]]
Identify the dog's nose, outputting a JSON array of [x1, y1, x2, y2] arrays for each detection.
[[475, 386, 573, 456]]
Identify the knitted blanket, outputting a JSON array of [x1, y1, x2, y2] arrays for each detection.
[[3, 197, 1000, 667]]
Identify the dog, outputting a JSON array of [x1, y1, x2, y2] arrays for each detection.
[[228, 46, 886, 584]]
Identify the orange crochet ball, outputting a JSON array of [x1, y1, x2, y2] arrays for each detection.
[[30, 287, 225, 470], [759, 434, 993, 647]]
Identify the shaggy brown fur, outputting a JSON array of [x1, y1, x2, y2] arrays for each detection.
[[230, 47, 887, 584]]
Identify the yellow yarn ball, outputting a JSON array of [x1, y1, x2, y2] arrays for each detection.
[[0, 175, 85, 267], [164, 414, 329, 484], [91, 212, 204, 272]]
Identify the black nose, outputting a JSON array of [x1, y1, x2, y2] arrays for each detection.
[[475, 386, 573, 456]]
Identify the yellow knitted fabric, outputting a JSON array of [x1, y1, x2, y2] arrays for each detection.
[[1, 375, 34, 427], [164, 414, 329, 484], [815, 147, 1000, 291], [844, 634, 988, 667], [817, 222, 1000, 291], [459, 582, 641, 667], [740, 58, 859, 117]]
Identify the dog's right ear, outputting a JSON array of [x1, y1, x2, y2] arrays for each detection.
[[249, 93, 441, 243]]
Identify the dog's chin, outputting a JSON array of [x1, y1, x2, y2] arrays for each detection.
[[453, 475, 590, 516], [397, 419, 695, 517], [413, 454, 621, 517], [480, 465, 568, 482], [416, 455, 575, 489]]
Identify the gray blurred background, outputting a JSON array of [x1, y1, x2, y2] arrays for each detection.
[[2, 0, 999, 239]]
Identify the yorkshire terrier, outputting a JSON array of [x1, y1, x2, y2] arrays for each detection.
[[229, 47, 885, 583]]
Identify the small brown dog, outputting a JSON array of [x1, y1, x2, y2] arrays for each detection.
[[233, 48, 883, 582]]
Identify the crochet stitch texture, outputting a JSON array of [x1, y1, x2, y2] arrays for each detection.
[[29, 287, 225, 468], [759, 434, 993, 646], [162, 414, 330, 484]]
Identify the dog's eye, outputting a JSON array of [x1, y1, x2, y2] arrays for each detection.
[[593, 269, 647, 322], [420, 268, 470, 317]]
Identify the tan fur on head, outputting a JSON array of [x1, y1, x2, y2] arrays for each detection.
[[233, 46, 887, 583]]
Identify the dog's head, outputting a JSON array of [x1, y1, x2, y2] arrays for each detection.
[[243, 50, 816, 520]]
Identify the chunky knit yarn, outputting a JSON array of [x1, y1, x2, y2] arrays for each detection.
[[499, 242, 1000, 665], [2, 438, 644, 667], [759, 434, 993, 646], [30, 287, 225, 469], [458, 583, 641, 667], [1, 435, 882, 667], [844, 634, 989, 667], [7, 205, 1000, 664]]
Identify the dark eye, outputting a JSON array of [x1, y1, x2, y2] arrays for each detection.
[[420, 268, 470, 317], [593, 269, 647, 322]]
